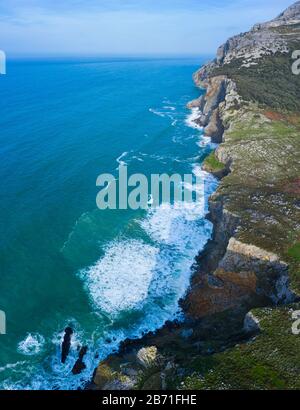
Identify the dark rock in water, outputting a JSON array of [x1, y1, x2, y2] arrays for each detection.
[[61, 327, 73, 364], [119, 337, 136, 352], [164, 319, 181, 331], [72, 346, 88, 375]]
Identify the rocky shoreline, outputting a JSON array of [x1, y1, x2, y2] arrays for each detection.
[[88, 2, 300, 390]]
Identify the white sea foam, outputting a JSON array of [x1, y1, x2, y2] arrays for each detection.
[[0, 361, 26, 373], [4, 94, 220, 392], [141, 200, 207, 251], [193, 164, 218, 186], [116, 151, 129, 168], [137, 200, 213, 307], [149, 108, 165, 118], [17, 333, 45, 356], [51, 321, 83, 351], [131, 155, 144, 162], [192, 165, 219, 214], [69, 181, 214, 390], [185, 108, 203, 129], [192, 163, 204, 178], [197, 136, 211, 147], [137, 152, 169, 164], [80, 240, 159, 315]]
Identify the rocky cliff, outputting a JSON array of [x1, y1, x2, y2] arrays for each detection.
[[184, 1, 300, 325], [90, 2, 300, 390]]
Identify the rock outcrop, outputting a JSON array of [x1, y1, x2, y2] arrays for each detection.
[[72, 346, 88, 375], [184, 1, 300, 323], [243, 311, 260, 333], [61, 327, 73, 364], [136, 346, 158, 369], [194, 1, 300, 77], [256, 0, 300, 29]]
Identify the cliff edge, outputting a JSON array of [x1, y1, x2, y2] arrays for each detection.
[[90, 2, 300, 390]]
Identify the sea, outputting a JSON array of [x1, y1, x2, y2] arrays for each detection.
[[0, 56, 218, 389]]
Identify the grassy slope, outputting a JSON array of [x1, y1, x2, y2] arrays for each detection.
[[211, 27, 300, 112], [217, 106, 300, 291], [180, 32, 300, 390], [176, 117, 300, 388], [202, 151, 226, 173], [182, 304, 300, 390]]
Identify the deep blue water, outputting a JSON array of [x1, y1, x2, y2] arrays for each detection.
[[0, 57, 217, 389]]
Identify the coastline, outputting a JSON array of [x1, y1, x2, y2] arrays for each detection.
[[85, 91, 221, 390], [87, 69, 234, 391], [90, 2, 300, 390], [1, 0, 300, 395]]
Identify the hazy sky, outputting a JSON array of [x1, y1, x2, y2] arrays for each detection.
[[0, 0, 295, 57]]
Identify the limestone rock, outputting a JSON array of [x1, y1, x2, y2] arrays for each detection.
[[186, 96, 204, 109], [136, 346, 158, 368], [185, 266, 257, 319], [204, 108, 224, 143], [244, 311, 260, 333]]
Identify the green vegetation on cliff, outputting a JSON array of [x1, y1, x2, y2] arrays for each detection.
[[203, 151, 225, 172], [215, 106, 300, 293], [288, 243, 300, 262], [182, 304, 300, 390], [180, 9, 300, 391], [212, 47, 300, 111]]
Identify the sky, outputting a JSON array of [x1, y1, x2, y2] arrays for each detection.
[[0, 0, 295, 57]]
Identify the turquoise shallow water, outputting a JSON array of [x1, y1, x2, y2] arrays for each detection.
[[0, 57, 217, 389]]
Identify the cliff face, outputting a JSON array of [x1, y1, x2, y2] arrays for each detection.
[[195, 0, 300, 76], [91, 2, 300, 390], [186, 64, 300, 320], [193, 1, 300, 111], [183, 3, 300, 377]]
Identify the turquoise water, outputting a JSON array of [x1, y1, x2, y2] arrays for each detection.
[[0, 57, 217, 389]]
